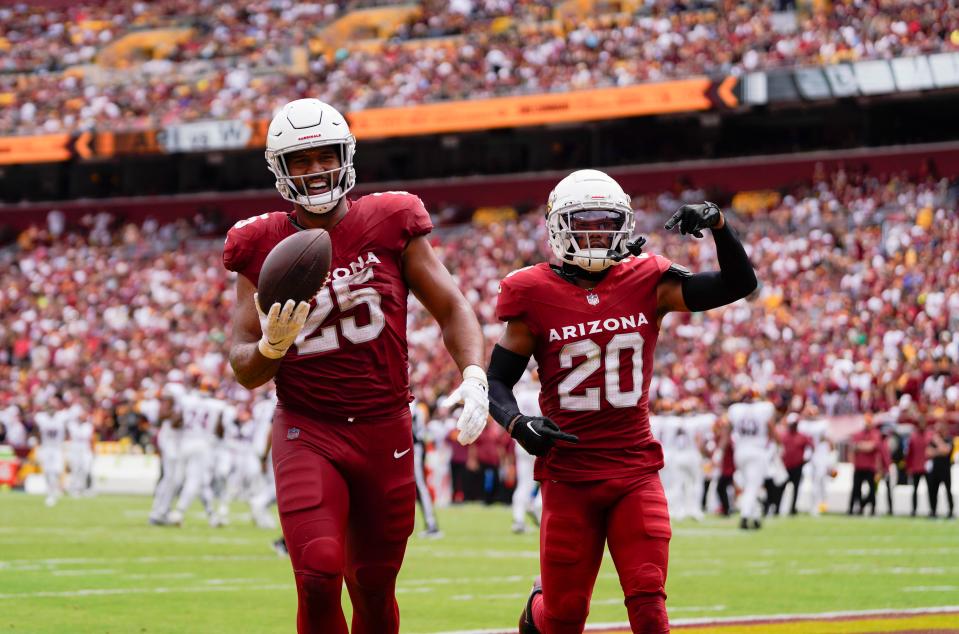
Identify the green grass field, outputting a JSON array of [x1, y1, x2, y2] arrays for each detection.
[[1, 493, 957, 633]]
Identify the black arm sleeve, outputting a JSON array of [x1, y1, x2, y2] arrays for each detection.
[[680, 221, 758, 312], [487, 344, 530, 429]]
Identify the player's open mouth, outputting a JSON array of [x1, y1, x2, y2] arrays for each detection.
[[307, 180, 331, 193]]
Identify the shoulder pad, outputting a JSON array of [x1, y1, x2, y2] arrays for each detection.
[[666, 263, 693, 278]]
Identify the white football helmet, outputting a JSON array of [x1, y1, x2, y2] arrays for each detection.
[[265, 99, 356, 214], [546, 169, 635, 272]]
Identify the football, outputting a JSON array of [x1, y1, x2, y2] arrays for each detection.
[[257, 229, 333, 309]]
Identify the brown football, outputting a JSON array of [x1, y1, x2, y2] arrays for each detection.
[[257, 229, 332, 309]]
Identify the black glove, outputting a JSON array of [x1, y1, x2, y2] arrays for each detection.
[[664, 202, 722, 238], [509, 415, 579, 457], [608, 235, 647, 262]]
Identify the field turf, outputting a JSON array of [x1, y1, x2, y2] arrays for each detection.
[[1, 493, 957, 633]]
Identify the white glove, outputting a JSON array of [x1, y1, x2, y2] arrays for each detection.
[[254, 293, 311, 360], [443, 365, 489, 445]]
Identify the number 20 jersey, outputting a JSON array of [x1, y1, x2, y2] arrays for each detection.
[[496, 254, 674, 482], [223, 193, 432, 422]]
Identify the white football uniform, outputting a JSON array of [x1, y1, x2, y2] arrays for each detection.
[[730, 401, 776, 522], [66, 413, 95, 496], [249, 395, 277, 528], [653, 415, 678, 513], [150, 415, 183, 523], [670, 415, 713, 521], [512, 380, 542, 531], [35, 410, 67, 504], [0, 406, 27, 447], [799, 418, 833, 515], [213, 401, 238, 519], [172, 391, 221, 524], [411, 400, 438, 534]]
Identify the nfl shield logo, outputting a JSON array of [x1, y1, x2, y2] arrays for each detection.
[[586, 291, 600, 306], [287, 427, 300, 440]]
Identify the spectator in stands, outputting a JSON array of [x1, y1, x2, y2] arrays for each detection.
[[848, 413, 882, 516], [5, 0, 959, 135]]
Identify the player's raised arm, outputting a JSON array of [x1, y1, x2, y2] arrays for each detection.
[[487, 321, 578, 457], [403, 235, 488, 445], [228, 274, 309, 389], [657, 202, 758, 316]]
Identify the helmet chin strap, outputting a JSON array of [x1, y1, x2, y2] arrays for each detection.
[[555, 262, 610, 284], [301, 200, 338, 214]]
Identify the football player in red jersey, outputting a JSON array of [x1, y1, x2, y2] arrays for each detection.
[[487, 169, 757, 633], [223, 99, 488, 634]]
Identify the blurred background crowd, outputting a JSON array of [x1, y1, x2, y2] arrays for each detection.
[[4, 0, 959, 134], [2, 165, 958, 456]]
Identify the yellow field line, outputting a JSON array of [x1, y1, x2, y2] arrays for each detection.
[[671, 612, 959, 633]]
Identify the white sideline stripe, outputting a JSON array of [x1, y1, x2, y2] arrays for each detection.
[[827, 547, 959, 556], [51, 569, 116, 576], [0, 584, 293, 600], [424, 605, 959, 634], [0, 535, 262, 546], [0, 554, 276, 568], [903, 586, 958, 592], [124, 573, 194, 580]]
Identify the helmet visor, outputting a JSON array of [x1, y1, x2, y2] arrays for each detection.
[[567, 209, 626, 249]]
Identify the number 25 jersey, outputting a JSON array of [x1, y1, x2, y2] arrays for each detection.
[[496, 254, 674, 482], [223, 193, 432, 422]]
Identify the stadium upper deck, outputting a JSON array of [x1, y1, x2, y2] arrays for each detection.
[[3, 0, 958, 135]]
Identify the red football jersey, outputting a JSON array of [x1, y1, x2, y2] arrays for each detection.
[[496, 255, 673, 481], [223, 192, 432, 422]]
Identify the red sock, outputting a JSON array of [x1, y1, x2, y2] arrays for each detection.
[[532, 592, 546, 631]]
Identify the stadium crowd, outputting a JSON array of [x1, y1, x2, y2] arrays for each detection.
[[1, 166, 958, 444], [4, 0, 959, 134]]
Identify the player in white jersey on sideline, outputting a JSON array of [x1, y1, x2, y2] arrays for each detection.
[[167, 380, 222, 527], [225, 406, 271, 527], [729, 396, 778, 529], [511, 371, 543, 534], [249, 392, 279, 531], [150, 393, 184, 525], [411, 399, 441, 537], [0, 400, 28, 449], [672, 412, 713, 521], [66, 399, 95, 497], [798, 409, 834, 516], [34, 398, 68, 507], [212, 393, 238, 524], [652, 414, 679, 516]]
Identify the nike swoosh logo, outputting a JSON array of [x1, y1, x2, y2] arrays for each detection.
[[393, 448, 411, 459]]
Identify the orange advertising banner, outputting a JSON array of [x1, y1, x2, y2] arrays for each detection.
[[0, 79, 734, 164], [348, 78, 715, 139], [0, 134, 71, 165]]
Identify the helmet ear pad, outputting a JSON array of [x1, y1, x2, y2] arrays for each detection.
[[265, 99, 357, 214], [546, 170, 636, 271]]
